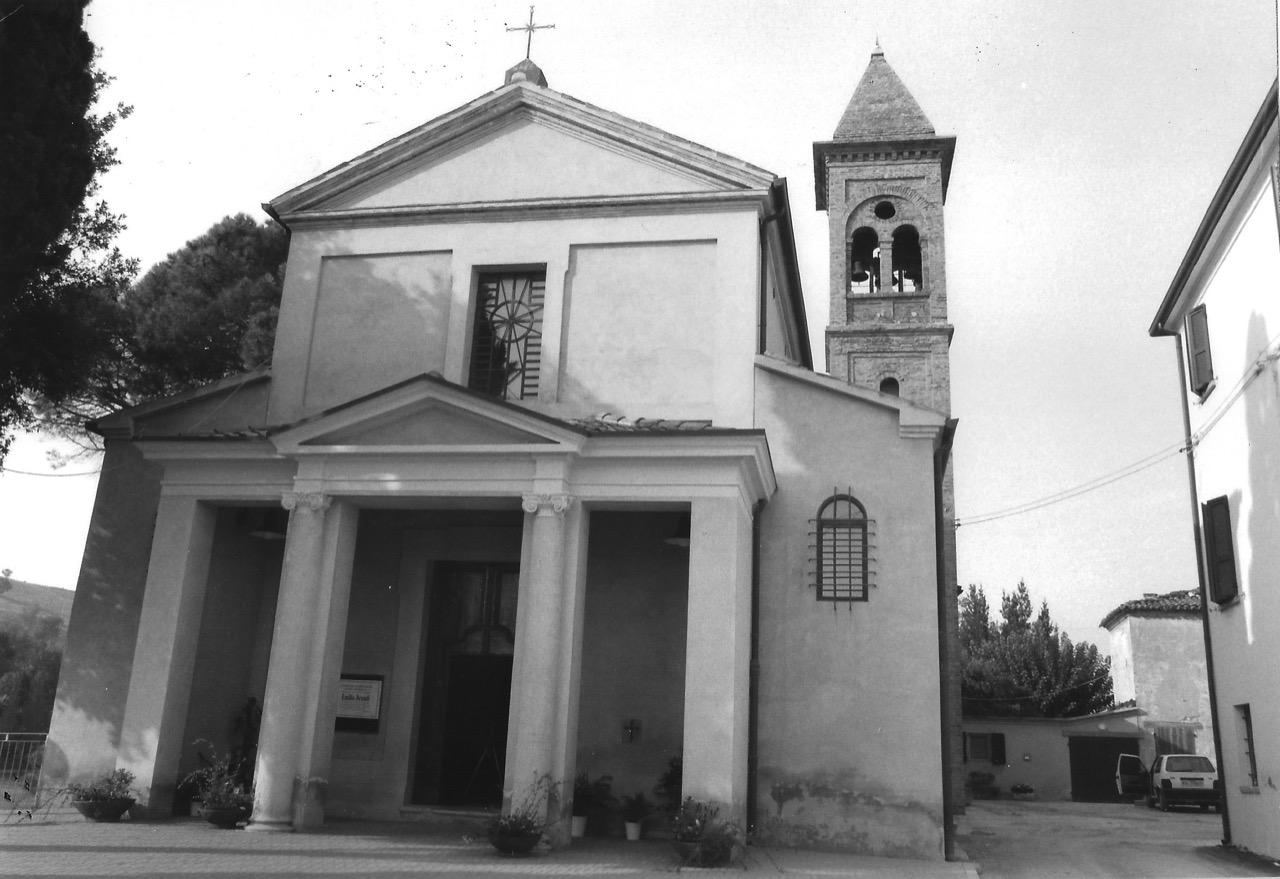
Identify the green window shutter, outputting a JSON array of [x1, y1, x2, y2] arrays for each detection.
[[991, 733, 1006, 766], [1186, 305, 1214, 396], [1203, 496, 1239, 603]]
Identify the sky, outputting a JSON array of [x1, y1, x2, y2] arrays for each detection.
[[0, 0, 1276, 651]]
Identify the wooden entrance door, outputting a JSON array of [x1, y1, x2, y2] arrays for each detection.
[[412, 562, 519, 806]]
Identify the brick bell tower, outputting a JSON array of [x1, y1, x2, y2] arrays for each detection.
[[814, 44, 965, 833]]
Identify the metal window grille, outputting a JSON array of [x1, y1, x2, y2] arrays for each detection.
[[468, 272, 545, 400], [813, 491, 871, 601]]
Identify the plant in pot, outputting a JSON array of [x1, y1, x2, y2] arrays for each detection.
[[67, 768, 137, 822], [652, 753, 683, 819], [182, 741, 253, 829], [620, 791, 652, 841], [571, 771, 615, 838], [487, 774, 558, 856], [671, 796, 742, 867], [1010, 782, 1035, 801]]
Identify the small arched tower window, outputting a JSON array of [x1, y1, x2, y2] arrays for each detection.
[[815, 493, 870, 602], [892, 225, 922, 293], [848, 227, 880, 295], [879, 377, 900, 396]]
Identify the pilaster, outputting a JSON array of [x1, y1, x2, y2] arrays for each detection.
[[681, 496, 753, 822], [117, 494, 217, 817]]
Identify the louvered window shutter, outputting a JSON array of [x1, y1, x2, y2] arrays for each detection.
[[1186, 305, 1215, 396], [1202, 496, 1239, 603], [991, 733, 1007, 766]]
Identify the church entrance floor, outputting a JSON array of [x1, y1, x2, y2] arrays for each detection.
[[1, 816, 979, 877]]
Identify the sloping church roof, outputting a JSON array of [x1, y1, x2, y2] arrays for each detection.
[[833, 46, 936, 142]]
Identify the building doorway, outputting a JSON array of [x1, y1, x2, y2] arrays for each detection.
[[1068, 736, 1139, 802], [411, 562, 519, 807]]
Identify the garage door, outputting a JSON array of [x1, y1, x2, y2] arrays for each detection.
[[1068, 736, 1139, 802]]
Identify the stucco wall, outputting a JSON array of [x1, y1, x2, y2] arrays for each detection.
[[1183, 166, 1280, 860], [267, 210, 762, 430], [175, 510, 283, 793], [960, 719, 1074, 801], [752, 365, 945, 858], [1131, 615, 1213, 759], [574, 511, 688, 810], [45, 440, 162, 787], [304, 252, 453, 412]]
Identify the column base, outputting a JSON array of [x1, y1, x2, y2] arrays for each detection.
[[244, 817, 296, 833]]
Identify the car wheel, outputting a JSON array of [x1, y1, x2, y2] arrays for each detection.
[[1159, 789, 1169, 812]]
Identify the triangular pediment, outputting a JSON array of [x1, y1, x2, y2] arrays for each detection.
[[271, 82, 776, 216], [272, 374, 585, 454], [310, 399, 553, 446]]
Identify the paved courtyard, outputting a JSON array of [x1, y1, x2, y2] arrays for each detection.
[[957, 799, 1280, 879], [0, 814, 977, 879]]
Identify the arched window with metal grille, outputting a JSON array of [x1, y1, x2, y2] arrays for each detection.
[[814, 492, 870, 601]]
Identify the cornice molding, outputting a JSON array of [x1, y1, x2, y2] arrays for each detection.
[[278, 189, 772, 230]]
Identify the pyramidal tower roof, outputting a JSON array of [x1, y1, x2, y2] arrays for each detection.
[[833, 45, 935, 141]]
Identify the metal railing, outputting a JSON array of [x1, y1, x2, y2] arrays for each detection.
[[1, 732, 46, 812]]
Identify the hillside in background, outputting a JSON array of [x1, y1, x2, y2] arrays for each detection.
[[0, 577, 73, 629]]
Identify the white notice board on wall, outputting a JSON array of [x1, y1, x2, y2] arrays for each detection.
[[337, 676, 382, 720]]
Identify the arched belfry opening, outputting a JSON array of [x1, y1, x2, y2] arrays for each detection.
[[879, 377, 900, 396], [849, 226, 880, 295], [892, 225, 922, 293]]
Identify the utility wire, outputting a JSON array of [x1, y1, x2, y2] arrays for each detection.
[[958, 330, 1280, 529]]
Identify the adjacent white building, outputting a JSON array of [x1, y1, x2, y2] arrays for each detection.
[[1149, 78, 1279, 860]]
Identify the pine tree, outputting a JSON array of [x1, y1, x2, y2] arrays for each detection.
[[960, 581, 1112, 718]]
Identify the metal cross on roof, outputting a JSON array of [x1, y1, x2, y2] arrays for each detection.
[[506, 5, 554, 60]]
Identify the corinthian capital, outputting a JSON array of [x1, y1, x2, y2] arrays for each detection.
[[282, 491, 331, 515]]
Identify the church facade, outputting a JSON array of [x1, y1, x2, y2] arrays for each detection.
[[47, 52, 961, 859]]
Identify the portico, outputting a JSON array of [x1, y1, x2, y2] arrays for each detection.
[[112, 374, 773, 837]]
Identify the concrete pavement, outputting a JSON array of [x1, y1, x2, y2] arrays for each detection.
[[0, 815, 980, 878]]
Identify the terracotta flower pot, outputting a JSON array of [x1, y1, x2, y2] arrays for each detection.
[[570, 814, 587, 837], [72, 798, 135, 822], [624, 820, 642, 841]]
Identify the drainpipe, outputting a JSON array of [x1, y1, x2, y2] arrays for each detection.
[[746, 498, 766, 837], [1176, 342, 1231, 845], [933, 418, 958, 861]]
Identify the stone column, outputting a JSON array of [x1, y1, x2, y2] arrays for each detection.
[[681, 496, 753, 821], [246, 491, 331, 832], [504, 494, 572, 825], [292, 500, 359, 827], [117, 494, 216, 817], [879, 239, 894, 293], [546, 499, 590, 846]]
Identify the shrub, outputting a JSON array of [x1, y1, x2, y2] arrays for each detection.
[[68, 768, 135, 802]]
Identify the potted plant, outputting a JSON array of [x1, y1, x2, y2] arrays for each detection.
[[620, 791, 652, 841], [571, 771, 615, 838], [182, 741, 253, 828], [67, 768, 136, 822], [671, 797, 741, 867], [967, 770, 1000, 800], [652, 753, 683, 818], [1011, 782, 1035, 801], [487, 774, 557, 856]]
